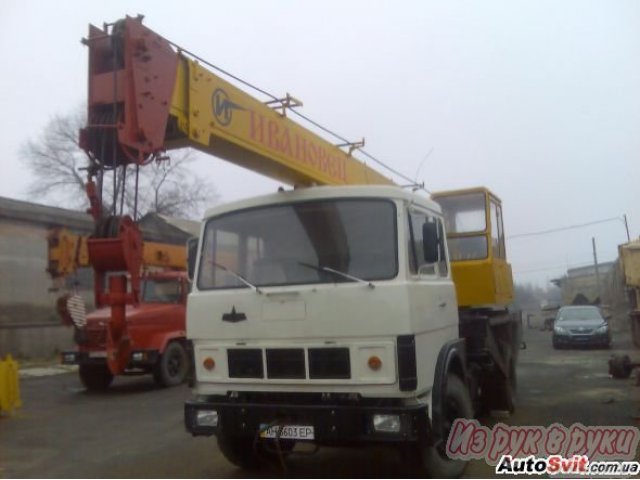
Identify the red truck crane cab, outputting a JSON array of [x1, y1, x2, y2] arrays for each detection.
[[61, 271, 190, 391]]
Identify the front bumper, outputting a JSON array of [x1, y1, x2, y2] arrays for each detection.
[[184, 398, 428, 445], [60, 349, 160, 367], [553, 333, 609, 346], [61, 350, 106, 365]]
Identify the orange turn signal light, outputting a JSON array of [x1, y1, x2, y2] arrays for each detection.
[[203, 357, 215, 371], [368, 355, 382, 371]]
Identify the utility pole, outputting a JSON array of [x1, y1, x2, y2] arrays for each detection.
[[624, 214, 631, 242], [592, 237, 601, 302]]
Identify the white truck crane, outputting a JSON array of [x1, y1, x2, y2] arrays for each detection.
[[81, 16, 519, 477]]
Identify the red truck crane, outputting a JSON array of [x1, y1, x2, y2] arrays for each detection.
[[50, 228, 193, 389]]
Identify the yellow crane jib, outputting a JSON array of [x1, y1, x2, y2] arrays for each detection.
[[47, 228, 188, 279], [80, 16, 394, 189]]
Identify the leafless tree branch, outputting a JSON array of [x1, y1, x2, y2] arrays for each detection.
[[21, 109, 218, 219]]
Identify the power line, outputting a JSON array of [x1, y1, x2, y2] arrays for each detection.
[[508, 217, 623, 240], [514, 261, 594, 275]]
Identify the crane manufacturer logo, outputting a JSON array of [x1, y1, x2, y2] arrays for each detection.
[[212, 88, 244, 126]]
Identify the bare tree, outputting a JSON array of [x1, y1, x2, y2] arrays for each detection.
[[122, 150, 217, 218], [21, 110, 218, 219], [21, 110, 88, 209]]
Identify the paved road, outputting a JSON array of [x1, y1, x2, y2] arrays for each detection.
[[1, 328, 638, 478]]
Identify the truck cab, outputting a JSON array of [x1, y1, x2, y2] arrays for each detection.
[[185, 185, 475, 476]]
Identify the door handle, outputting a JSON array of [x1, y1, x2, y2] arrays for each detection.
[[439, 301, 447, 308]]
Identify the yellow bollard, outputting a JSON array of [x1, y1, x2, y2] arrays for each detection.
[[0, 354, 22, 415]]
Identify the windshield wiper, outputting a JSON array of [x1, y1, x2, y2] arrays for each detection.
[[212, 262, 263, 294], [298, 262, 375, 289]]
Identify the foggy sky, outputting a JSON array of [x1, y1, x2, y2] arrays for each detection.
[[0, 0, 638, 287]]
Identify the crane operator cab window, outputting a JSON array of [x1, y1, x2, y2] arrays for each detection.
[[436, 192, 488, 261], [490, 200, 506, 259]]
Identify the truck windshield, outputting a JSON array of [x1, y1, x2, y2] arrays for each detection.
[[142, 278, 181, 303], [198, 199, 397, 289]]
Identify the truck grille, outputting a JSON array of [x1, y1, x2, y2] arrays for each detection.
[[78, 328, 106, 347], [308, 348, 350, 379], [266, 349, 305, 379], [227, 349, 263, 378], [226, 347, 352, 380]]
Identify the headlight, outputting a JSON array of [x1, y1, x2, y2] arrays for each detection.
[[372, 414, 401, 433], [195, 410, 218, 427], [554, 326, 567, 334], [595, 324, 608, 334], [62, 353, 76, 363]]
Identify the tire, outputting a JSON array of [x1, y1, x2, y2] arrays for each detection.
[[79, 364, 114, 391], [406, 374, 473, 478], [217, 433, 260, 470], [153, 341, 188, 387], [481, 352, 516, 414], [217, 430, 294, 470], [494, 362, 516, 414]]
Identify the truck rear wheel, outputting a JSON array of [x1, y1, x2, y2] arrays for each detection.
[[154, 341, 188, 388], [79, 364, 113, 391], [405, 374, 473, 478], [481, 350, 516, 414]]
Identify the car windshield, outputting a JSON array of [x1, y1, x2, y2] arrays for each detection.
[[142, 278, 181, 303], [197, 199, 398, 289], [556, 307, 602, 322]]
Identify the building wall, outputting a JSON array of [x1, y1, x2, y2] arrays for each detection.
[[0, 197, 197, 359], [0, 220, 93, 358]]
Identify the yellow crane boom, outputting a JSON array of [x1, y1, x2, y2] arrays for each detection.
[[47, 228, 187, 279]]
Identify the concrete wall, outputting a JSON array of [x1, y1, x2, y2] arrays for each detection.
[[0, 197, 197, 360], [0, 221, 93, 358], [0, 323, 74, 358]]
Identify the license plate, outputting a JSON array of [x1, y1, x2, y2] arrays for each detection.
[[260, 424, 314, 440], [89, 351, 107, 358]]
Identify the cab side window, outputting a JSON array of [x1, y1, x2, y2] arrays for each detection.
[[490, 201, 505, 259], [408, 211, 448, 277]]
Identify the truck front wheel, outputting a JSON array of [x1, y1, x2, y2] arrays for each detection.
[[406, 374, 473, 478], [217, 433, 260, 469], [154, 341, 188, 387], [79, 364, 113, 392], [217, 428, 295, 470]]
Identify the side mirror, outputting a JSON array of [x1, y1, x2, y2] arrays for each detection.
[[187, 237, 199, 282], [422, 222, 439, 264]]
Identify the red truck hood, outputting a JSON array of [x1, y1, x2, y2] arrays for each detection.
[[85, 303, 182, 325]]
